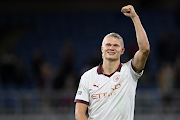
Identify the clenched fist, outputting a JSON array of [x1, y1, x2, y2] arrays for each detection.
[[121, 5, 138, 18]]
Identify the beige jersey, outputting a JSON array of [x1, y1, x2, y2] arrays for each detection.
[[74, 59, 143, 120]]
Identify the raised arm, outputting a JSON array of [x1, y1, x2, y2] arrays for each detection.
[[121, 5, 150, 72], [75, 102, 88, 120]]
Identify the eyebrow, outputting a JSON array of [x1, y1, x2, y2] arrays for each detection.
[[105, 43, 120, 46]]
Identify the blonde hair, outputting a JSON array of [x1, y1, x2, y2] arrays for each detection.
[[102, 32, 124, 48]]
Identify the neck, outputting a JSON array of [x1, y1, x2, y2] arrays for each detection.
[[102, 59, 120, 75]]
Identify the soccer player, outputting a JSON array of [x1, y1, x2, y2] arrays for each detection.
[[74, 5, 150, 120]]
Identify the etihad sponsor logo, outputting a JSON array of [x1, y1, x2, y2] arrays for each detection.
[[91, 83, 121, 99]]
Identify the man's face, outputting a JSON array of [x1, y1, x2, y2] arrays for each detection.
[[101, 36, 125, 61]]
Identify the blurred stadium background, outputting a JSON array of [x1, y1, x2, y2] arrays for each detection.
[[0, 0, 180, 120]]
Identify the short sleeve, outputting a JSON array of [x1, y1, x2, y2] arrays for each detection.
[[128, 59, 144, 81], [74, 73, 89, 105]]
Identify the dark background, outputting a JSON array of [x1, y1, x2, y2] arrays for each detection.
[[0, 0, 180, 120]]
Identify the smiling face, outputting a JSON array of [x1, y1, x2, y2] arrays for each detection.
[[101, 36, 125, 61]]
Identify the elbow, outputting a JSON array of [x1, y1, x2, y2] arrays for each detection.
[[139, 39, 150, 55], [145, 49, 150, 57], [140, 43, 150, 57], [146, 43, 150, 53], [143, 45, 150, 56], [144, 39, 150, 52]]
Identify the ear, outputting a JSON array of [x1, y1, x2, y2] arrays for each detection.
[[121, 48, 125, 55], [101, 46, 104, 59], [101, 46, 104, 53]]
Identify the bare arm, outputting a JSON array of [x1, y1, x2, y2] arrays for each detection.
[[121, 5, 150, 72], [75, 102, 88, 120]]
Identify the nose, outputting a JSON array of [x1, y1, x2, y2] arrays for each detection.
[[109, 45, 115, 50]]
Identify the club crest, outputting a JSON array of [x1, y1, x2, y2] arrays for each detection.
[[113, 75, 120, 82]]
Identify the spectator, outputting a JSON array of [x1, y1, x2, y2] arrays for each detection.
[[157, 62, 175, 113], [53, 39, 75, 89]]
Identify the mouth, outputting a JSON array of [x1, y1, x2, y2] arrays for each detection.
[[107, 52, 116, 55]]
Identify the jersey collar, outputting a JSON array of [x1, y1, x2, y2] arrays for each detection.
[[97, 62, 122, 77]]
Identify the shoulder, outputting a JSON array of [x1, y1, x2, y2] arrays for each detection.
[[79, 66, 98, 87], [121, 59, 132, 68], [81, 66, 98, 80], [120, 59, 132, 74], [122, 59, 143, 80], [83, 66, 98, 75]]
